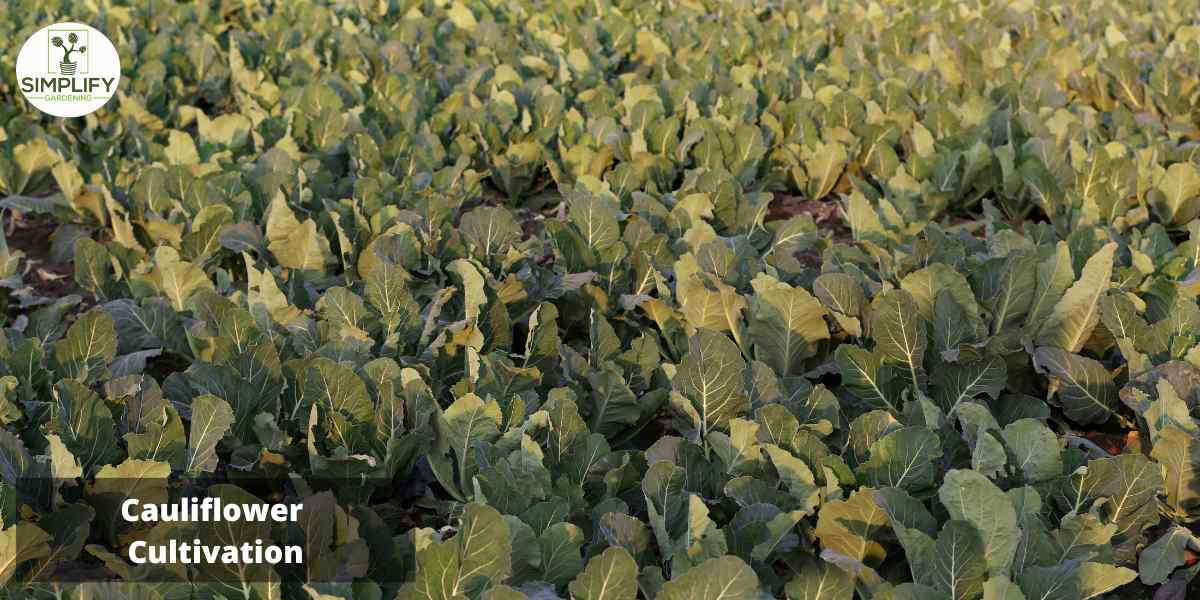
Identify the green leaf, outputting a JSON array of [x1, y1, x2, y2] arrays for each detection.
[[681, 494, 729, 566], [460, 206, 522, 258], [1076, 453, 1163, 544], [53, 309, 118, 382], [317, 286, 370, 336], [1032, 347, 1117, 425], [981, 577, 1025, 600], [674, 329, 748, 436], [1098, 292, 1150, 346], [762, 444, 821, 510], [969, 431, 1007, 480], [447, 2, 478, 32], [302, 358, 375, 447], [835, 346, 898, 412], [1035, 242, 1115, 352], [568, 547, 638, 600], [541, 389, 587, 468], [765, 216, 820, 274], [481, 586, 527, 600], [901, 264, 985, 342], [869, 290, 927, 388], [184, 394, 235, 474], [163, 130, 199, 165], [1154, 161, 1200, 225], [448, 259, 488, 324], [8, 138, 61, 195], [199, 113, 252, 148], [1138, 525, 1197, 585], [563, 433, 610, 488], [803, 141, 848, 200], [507, 515, 539, 583], [398, 503, 511, 600], [876, 486, 938, 536], [475, 445, 552, 515], [138, 247, 215, 311], [1150, 427, 1200, 518], [844, 190, 886, 242], [657, 555, 758, 600], [0, 522, 51, 586], [784, 555, 853, 600], [985, 252, 1037, 333], [677, 266, 747, 336], [814, 273, 865, 319], [102, 298, 187, 356], [748, 274, 829, 376], [44, 434, 82, 481], [932, 358, 1007, 416], [597, 513, 651, 559], [569, 192, 621, 252], [585, 365, 640, 436], [1016, 561, 1136, 600], [367, 260, 418, 335], [856, 427, 942, 493], [814, 273, 865, 336], [1024, 242, 1074, 332], [265, 191, 335, 274], [752, 508, 805, 562], [437, 394, 502, 500], [53, 380, 120, 472], [29, 502, 93, 580], [641, 461, 687, 555], [1141, 379, 1197, 440], [73, 237, 112, 299], [1000, 419, 1062, 483], [539, 521, 584, 586], [886, 522, 938, 589], [932, 521, 987, 600], [938, 470, 1019, 575]]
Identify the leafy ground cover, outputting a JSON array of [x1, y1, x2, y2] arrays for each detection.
[[2, 0, 1200, 598]]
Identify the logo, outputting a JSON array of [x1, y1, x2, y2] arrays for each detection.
[[15, 22, 121, 118]]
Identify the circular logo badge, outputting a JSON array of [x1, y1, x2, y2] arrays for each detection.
[[15, 22, 121, 118]]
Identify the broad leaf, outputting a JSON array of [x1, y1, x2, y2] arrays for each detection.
[[657, 555, 758, 600], [938, 470, 1019, 575], [184, 394, 235, 474], [785, 555, 854, 600], [1035, 243, 1115, 352], [869, 290, 927, 388], [398, 503, 512, 600], [674, 329, 748, 435], [1032, 347, 1117, 425], [748, 274, 829, 376], [568, 547, 638, 600]]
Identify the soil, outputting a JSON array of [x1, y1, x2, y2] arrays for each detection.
[[4, 211, 77, 300], [768, 193, 852, 243]]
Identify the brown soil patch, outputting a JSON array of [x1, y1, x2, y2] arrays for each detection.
[[4, 211, 78, 300]]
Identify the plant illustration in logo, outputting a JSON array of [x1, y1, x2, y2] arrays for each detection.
[[51, 32, 86, 75]]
